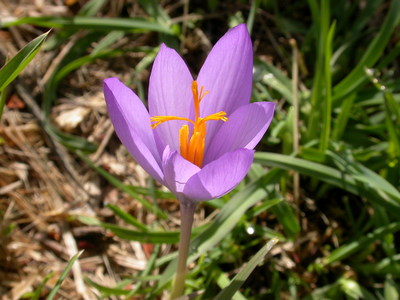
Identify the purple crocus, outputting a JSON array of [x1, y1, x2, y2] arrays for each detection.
[[104, 24, 275, 203]]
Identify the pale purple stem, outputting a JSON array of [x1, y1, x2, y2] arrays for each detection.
[[170, 200, 196, 299]]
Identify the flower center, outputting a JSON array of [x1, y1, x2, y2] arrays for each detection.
[[150, 81, 228, 167]]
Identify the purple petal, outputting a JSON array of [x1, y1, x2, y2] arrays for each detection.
[[183, 148, 254, 201], [162, 146, 200, 195], [104, 77, 164, 183], [148, 44, 194, 152], [197, 24, 253, 142], [204, 102, 276, 164]]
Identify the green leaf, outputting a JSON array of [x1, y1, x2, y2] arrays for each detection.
[[31, 273, 54, 300], [254, 58, 293, 103], [270, 201, 300, 238], [85, 277, 132, 296], [332, 93, 356, 141], [106, 204, 148, 231], [2, 16, 174, 35], [319, 21, 335, 151], [46, 250, 83, 300], [324, 222, 400, 265], [214, 269, 247, 300], [384, 276, 400, 300], [215, 238, 278, 300], [254, 152, 400, 213], [78, 0, 107, 16], [0, 31, 49, 91], [333, 0, 400, 102]]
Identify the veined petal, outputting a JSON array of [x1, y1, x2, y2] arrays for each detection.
[[149, 44, 194, 152], [162, 146, 200, 195], [183, 148, 254, 201], [197, 24, 253, 142], [204, 102, 276, 164], [104, 77, 163, 183]]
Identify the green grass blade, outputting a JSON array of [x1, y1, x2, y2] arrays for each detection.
[[31, 272, 54, 300], [255, 152, 358, 193], [215, 269, 247, 300], [0, 89, 6, 121], [254, 58, 293, 103], [333, 0, 400, 102], [214, 238, 278, 300], [306, 0, 329, 141], [319, 21, 335, 151], [246, 0, 260, 34], [332, 93, 355, 141], [78, 0, 107, 16], [254, 152, 400, 212], [327, 150, 400, 201], [106, 204, 149, 231], [323, 222, 400, 265], [102, 223, 180, 244], [46, 250, 83, 300], [270, 201, 300, 238], [0, 31, 49, 91], [85, 277, 132, 296], [384, 90, 400, 157], [77, 215, 187, 244], [2, 16, 174, 35]]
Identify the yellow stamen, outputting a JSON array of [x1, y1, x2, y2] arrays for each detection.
[[150, 80, 228, 167], [179, 125, 189, 158], [150, 116, 193, 129]]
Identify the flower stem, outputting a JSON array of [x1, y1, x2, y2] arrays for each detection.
[[170, 201, 196, 299]]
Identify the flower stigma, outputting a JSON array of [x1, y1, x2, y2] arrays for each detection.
[[150, 81, 228, 167]]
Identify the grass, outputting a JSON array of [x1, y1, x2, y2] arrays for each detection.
[[0, 0, 399, 299]]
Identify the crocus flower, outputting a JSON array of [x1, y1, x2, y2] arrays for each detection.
[[104, 24, 275, 203]]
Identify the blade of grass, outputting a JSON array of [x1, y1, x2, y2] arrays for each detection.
[[246, 0, 260, 35], [46, 250, 83, 300], [333, 0, 400, 102], [323, 222, 400, 265], [254, 152, 400, 213], [384, 90, 400, 158], [270, 201, 300, 238], [0, 31, 49, 118], [306, 0, 329, 141], [332, 93, 356, 141], [85, 278, 132, 296], [254, 58, 293, 103], [78, 0, 107, 16], [106, 204, 149, 231], [215, 269, 247, 300], [215, 238, 278, 300], [319, 21, 335, 151], [2, 16, 174, 35], [31, 272, 54, 300], [0, 31, 49, 91], [76, 216, 179, 244]]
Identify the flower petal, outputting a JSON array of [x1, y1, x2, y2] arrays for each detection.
[[197, 24, 253, 141], [183, 148, 254, 201], [148, 44, 194, 152], [104, 77, 164, 182], [162, 146, 200, 195], [204, 102, 276, 164]]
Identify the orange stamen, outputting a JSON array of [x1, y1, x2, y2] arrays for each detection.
[[150, 80, 228, 167], [179, 125, 189, 158]]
